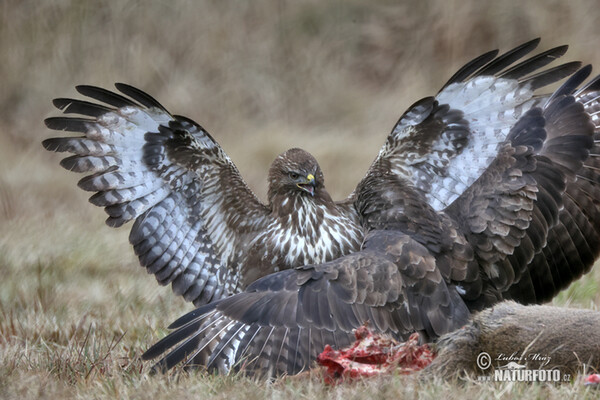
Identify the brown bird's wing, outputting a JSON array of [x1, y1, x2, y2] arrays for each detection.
[[435, 56, 600, 308], [44, 84, 271, 305], [350, 39, 581, 212], [348, 39, 600, 307], [503, 75, 600, 304], [142, 229, 469, 377]]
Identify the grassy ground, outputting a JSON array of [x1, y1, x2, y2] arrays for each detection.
[[3, 0, 600, 398]]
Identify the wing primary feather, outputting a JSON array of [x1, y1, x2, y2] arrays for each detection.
[[576, 74, 600, 96], [115, 83, 170, 112], [153, 316, 225, 371], [168, 303, 219, 329], [475, 38, 541, 77], [545, 65, 593, 106], [519, 61, 582, 90], [75, 85, 139, 108], [500, 45, 570, 79], [41, 136, 91, 153], [44, 117, 91, 133], [52, 98, 114, 117], [439, 49, 499, 91], [142, 317, 206, 361]]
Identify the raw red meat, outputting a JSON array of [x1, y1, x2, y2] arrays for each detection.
[[317, 325, 435, 384], [584, 374, 600, 387]]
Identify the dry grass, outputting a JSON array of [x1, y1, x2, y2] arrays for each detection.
[[2, 0, 600, 398]]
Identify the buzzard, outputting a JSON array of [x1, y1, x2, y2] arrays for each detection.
[[44, 90, 364, 306], [139, 39, 600, 377]]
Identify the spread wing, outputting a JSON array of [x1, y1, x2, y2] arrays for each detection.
[[142, 230, 470, 377], [356, 38, 581, 211], [445, 68, 599, 307], [354, 39, 600, 307], [43, 84, 271, 305]]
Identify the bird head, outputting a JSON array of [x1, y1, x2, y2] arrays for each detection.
[[267, 148, 326, 203]]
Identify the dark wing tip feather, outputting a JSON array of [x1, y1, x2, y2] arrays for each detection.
[[576, 72, 600, 94], [149, 334, 204, 371], [115, 83, 169, 111], [500, 44, 570, 80], [75, 85, 138, 108], [41, 137, 65, 152], [523, 61, 583, 91], [545, 64, 593, 105], [52, 98, 114, 117], [44, 117, 90, 133], [475, 38, 541, 77], [142, 318, 206, 361], [440, 49, 499, 90], [168, 303, 219, 329]]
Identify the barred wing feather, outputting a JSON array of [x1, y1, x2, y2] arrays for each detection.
[[44, 84, 270, 305]]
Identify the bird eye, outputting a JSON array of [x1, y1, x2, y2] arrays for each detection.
[[289, 172, 300, 180]]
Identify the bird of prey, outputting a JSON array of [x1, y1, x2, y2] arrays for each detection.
[[138, 39, 600, 378], [44, 93, 365, 306]]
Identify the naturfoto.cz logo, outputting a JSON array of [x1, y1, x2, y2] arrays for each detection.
[[476, 351, 570, 382]]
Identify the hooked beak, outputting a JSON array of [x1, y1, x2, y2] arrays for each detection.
[[297, 174, 315, 196]]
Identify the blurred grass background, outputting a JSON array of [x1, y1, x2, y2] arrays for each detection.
[[2, 0, 600, 398]]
